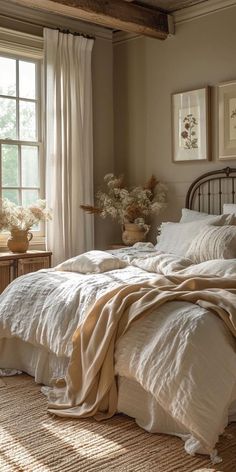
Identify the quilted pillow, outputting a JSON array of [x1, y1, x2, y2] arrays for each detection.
[[186, 225, 236, 263]]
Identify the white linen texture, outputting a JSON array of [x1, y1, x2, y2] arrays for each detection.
[[223, 203, 236, 215], [180, 208, 217, 223], [55, 250, 127, 273], [0, 247, 236, 463], [178, 259, 236, 277], [155, 215, 229, 256], [186, 224, 236, 262]]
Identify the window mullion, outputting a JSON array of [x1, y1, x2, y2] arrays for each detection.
[[0, 139, 40, 146], [36, 61, 40, 142], [0, 94, 38, 104], [19, 144, 22, 205], [16, 58, 19, 141], [16, 59, 21, 205]]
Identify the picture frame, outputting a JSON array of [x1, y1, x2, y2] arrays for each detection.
[[218, 80, 236, 160], [172, 87, 210, 162]]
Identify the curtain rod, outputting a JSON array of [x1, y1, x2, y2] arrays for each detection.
[[56, 27, 95, 40]]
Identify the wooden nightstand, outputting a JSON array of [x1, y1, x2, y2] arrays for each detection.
[[0, 250, 52, 294]]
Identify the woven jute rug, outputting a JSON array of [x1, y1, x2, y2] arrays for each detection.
[[0, 375, 235, 472]]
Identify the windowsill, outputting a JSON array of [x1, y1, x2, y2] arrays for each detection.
[[0, 236, 46, 252]]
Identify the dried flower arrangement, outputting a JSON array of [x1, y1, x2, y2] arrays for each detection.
[[80, 174, 167, 226], [0, 198, 52, 232]]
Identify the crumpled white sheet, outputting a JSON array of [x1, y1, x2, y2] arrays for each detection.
[[0, 256, 159, 358], [184, 437, 222, 465], [0, 369, 22, 376], [0, 246, 235, 461]]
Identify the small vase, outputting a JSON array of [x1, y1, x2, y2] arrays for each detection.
[[7, 230, 33, 253], [122, 223, 150, 246]]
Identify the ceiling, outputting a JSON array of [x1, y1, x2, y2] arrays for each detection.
[[127, 0, 208, 12], [0, 0, 221, 41]]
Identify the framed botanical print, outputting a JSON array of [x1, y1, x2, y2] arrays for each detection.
[[218, 81, 236, 160], [172, 87, 210, 162]]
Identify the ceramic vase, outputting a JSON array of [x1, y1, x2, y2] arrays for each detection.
[[7, 229, 33, 253], [122, 223, 150, 246]]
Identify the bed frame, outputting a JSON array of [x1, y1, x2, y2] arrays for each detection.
[[185, 167, 236, 213]]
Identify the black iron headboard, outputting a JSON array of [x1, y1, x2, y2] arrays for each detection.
[[185, 167, 236, 214]]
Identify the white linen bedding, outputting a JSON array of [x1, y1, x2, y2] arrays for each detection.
[[118, 377, 236, 439], [0, 246, 236, 461]]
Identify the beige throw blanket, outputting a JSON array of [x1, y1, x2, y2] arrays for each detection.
[[47, 274, 236, 425]]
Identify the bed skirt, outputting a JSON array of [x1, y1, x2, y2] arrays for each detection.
[[1, 337, 236, 439]]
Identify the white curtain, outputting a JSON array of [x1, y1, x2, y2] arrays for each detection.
[[44, 28, 94, 266]]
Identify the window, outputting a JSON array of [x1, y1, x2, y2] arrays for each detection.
[[0, 52, 43, 235], [0, 28, 44, 246], [0, 54, 42, 204]]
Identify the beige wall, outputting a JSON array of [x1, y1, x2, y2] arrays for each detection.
[[113, 7, 236, 241], [92, 38, 116, 249]]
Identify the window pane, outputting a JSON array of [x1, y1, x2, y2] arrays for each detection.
[[2, 189, 19, 204], [23, 190, 40, 231], [0, 98, 16, 139], [19, 61, 36, 99], [22, 146, 39, 187], [19, 100, 36, 141], [22, 189, 39, 206], [2, 144, 19, 187], [0, 57, 16, 96]]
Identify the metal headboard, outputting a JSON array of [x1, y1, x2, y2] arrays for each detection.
[[185, 167, 236, 214]]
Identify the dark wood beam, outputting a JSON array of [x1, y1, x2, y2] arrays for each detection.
[[8, 0, 171, 39]]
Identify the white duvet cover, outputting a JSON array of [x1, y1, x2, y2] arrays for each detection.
[[0, 245, 235, 461]]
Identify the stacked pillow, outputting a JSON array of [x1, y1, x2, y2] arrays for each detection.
[[223, 203, 236, 215], [155, 208, 236, 261], [180, 208, 216, 223], [181, 206, 236, 223], [186, 224, 236, 262]]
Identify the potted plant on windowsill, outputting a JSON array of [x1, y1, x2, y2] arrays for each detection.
[[0, 199, 52, 253], [81, 174, 167, 245]]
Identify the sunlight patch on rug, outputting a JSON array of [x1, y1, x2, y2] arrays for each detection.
[[0, 375, 235, 472], [193, 469, 223, 472], [43, 422, 125, 458], [0, 426, 51, 472]]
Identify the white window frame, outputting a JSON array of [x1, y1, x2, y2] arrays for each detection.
[[0, 28, 44, 248]]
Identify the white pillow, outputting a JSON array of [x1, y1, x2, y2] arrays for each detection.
[[155, 216, 228, 257], [178, 259, 236, 277], [180, 208, 216, 223], [223, 203, 236, 215], [186, 225, 236, 263], [181, 207, 236, 224], [55, 250, 127, 273]]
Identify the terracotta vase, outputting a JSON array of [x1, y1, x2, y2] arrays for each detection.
[[122, 223, 150, 246], [7, 229, 33, 253]]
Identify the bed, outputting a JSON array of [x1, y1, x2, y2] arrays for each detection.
[[1, 167, 236, 464]]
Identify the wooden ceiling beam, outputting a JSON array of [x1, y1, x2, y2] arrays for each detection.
[[8, 0, 171, 39]]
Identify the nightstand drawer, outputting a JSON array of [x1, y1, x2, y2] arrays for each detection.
[[0, 251, 52, 294]]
